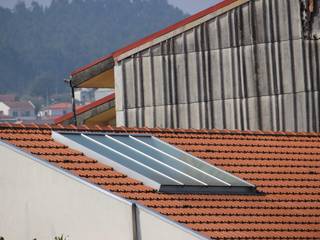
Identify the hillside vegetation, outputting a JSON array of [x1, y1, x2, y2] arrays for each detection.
[[0, 0, 186, 96]]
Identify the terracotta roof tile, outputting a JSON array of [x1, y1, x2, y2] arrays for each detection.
[[0, 124, 319, 239]]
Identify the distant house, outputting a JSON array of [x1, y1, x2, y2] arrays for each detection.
[[38, 102, 72, 120], [0, 101, 36, 121], [0, 94, 16, 102], [75, 88, 113, 105], [74, 89, 95, 105]]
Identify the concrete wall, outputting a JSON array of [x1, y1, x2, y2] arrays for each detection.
[[0, 142, 206, 240], [115, 0, 320, 132]]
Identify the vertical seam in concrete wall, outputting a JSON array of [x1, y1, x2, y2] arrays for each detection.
[[173, 39, 180, 128], [229, 10, 238, 130], [263, 0, 275, 131], [250, 0, 262, 130], [167, 40, 175, 128], [133, 56, 139, 126], [217, 16, 226, 129], [195, 28, 204, 129], [200, 25, 208, 129], [275, 0, 286, 131], [238, 7, 246, 130], [315, 41, 320, 131], [309, 41, 317, 131], [150, 48, 156, 127], [161, 42, 169, 128], [301, 39, 309, 131], [287, 0, 299, 132], [183, 32, 191, 129], [205, 21, 215, 128], [202, 23, 211, 129], [138, 53, 145, 127], [269, 0, 279, 131], [122, 61, 128, 126]]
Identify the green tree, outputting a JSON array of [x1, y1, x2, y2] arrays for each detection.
[[0, 0, 187, 97]]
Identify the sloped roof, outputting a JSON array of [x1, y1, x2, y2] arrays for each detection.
[[43, 102, 72, 111], [1, 101, 34, 109], [0, 123, 320, 239], [54, 93, 115, 124], [71, 0, 244, 76], [0, 94, 16, 102]]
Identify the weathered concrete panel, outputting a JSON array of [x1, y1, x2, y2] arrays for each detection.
[[123, 58, 136, 109], [115, 0, 320, 132], [142, 54, 153, 107], [224, 99, 236, 129], [186, 52, 200, 103], [189, 103, 201, 129], [283, 93, 295, 131], [153, 55, 165, 106]]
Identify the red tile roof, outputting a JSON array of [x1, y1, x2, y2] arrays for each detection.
[[0, 94, 16, 102], [0, 123, 320, 239], [44, 102, 72, 110], [71, 0, 241, 76], [54, 93, 115, 124], [1, 101, 34, 109]]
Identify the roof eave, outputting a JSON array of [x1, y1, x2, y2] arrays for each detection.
[[70, 56, 114, 88], [69, 0, 246, 82], [54, 93, 116, 125]]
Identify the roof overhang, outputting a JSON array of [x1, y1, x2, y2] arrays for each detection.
[[70, 55, 114, 88], [55, 93, 116, 126], [69, 0, 248, 88]]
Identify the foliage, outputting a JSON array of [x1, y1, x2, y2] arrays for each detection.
[[54, 234, 68, 240], [0, 0, 186, 97]]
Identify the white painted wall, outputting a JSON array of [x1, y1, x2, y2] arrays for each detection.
[[0, 143, 133, 240], [0, 102, 10, 116], [0, 142, 207, 240]]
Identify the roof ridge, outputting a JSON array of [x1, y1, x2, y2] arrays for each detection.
[[0, 123, 319, 137], [71, 0, 243, 76]]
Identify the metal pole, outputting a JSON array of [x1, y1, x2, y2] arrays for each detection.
[[65, 77, 78, 126], [70, 82, 78, 126]]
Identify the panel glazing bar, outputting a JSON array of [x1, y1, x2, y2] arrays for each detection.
[[81, 134, 182, 185], [104, 134, 206, 186], [129, 135, 230, 186]]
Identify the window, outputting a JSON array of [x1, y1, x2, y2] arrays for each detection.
[[24, 111, 30, 117], [12, 111, 18, 117], [52, 132, 257, 195]]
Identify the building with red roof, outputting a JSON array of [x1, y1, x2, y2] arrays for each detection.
[[1, 1, 320, 240], [0, 123, 320, 239], [38, 102, 72, 120], [0, 100, 36, 121], [68, 0, 320, 132]]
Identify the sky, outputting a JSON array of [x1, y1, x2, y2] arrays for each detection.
[[0, 0, 221, 14]]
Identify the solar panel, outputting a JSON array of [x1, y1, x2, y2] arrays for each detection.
[[52, 131, 257, 194]]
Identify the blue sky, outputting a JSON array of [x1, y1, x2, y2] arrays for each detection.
[[0, 0, 221, 14]]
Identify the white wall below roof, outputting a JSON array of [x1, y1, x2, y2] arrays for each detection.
[[0, 142, 206, 240], [0, 143, 133, 240], [0, 102, 9, 116]]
